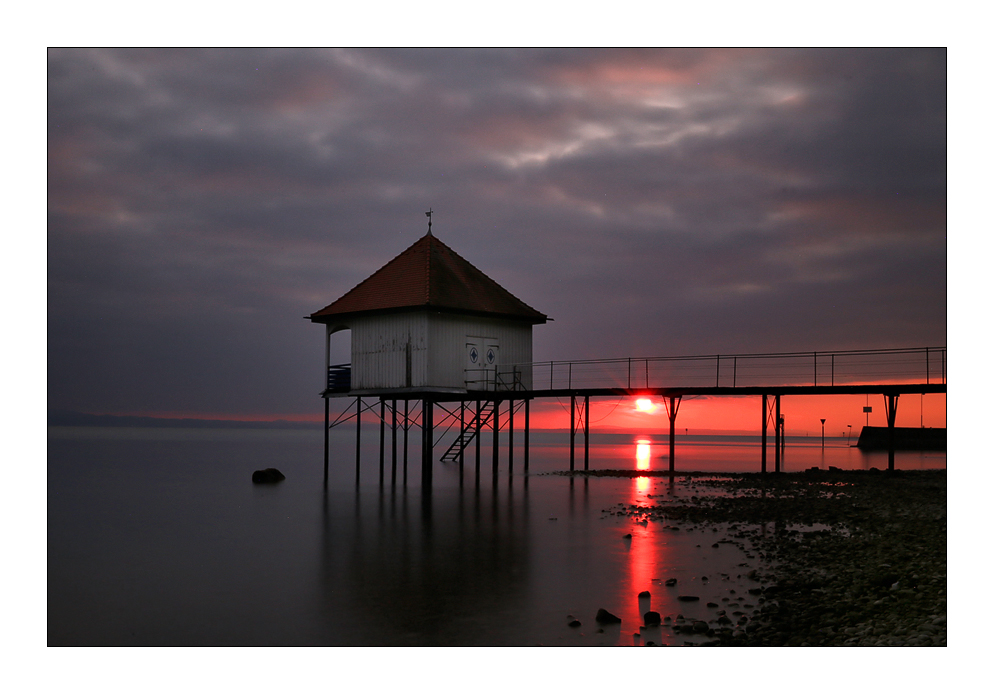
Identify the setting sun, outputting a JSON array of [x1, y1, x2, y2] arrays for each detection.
[[635, 398, 656, 413]]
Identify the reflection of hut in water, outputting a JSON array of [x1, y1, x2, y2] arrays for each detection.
[[317, 489, 532, 645]]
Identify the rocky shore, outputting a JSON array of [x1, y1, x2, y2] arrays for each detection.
[[601, 468, 946, 646]]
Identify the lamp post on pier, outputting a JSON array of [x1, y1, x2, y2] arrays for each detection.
[[820, 419, 826, 449]]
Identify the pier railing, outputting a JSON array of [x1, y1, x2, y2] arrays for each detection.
[[497, 347, 945, 391], [327, 363, 352, 392]]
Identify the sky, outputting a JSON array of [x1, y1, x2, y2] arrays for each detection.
[[47, 47, 948, 430]]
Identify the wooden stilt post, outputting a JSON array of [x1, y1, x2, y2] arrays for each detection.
[[379, 399, 385, 487], [355, 396, 362, 486], [458, 401, 465, 477], [422, 399, 433, 488], [492, 399, 499, 481], [391, 399, 397, 486], [885, 393, 899, 471], [761, 393, 768, 473], [508, 399, 514, 476], [524, 399, 530, 474], [475, 400, 482, 480], [584, 395, 590, 471], [666, 396, 680, 475], [774, 395, 781, 473], [780, 415, 785, 460], [323, 396, 330, 485], [570, 395, 576, 472]]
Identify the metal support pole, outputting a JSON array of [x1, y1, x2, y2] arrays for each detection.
[[774, 395, 781, 473], [524, 399, 530, 474], [813, 352, 817, 387], [492, 398, 499, 481], [780, 415, 785, 459], [475, 400, 482, 478], [716, 355, 720, 387], [459, 401, 465, 477], [761, 394, 768, 473], [355, 396, 362, 486], [569, 395, 576, 472], [733, 357, 737, 388], [584, 395, 590, 471], [422, 399, 433, 488], [666, 396, 680, 475], [391, 399, 397, 486], [831, 355, 835, 387], [403, 400, 409, 486], [508, 399, 514, 476], [323, 396, 330, 485], [379, 400, 385, 488], [885, 394, 899, 471], [926, 348, 930, 385]]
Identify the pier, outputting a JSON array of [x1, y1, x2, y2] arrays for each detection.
[[321, 346, 946, 484], [308, 227, 944, 485]]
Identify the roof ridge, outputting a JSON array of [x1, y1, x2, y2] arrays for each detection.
[[424, 233, 431, 303]]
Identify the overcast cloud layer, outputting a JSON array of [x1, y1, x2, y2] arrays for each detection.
[[48, 48, 946, 418]]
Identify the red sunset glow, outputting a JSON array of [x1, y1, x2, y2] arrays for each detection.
[[516, 393, 945, 436]]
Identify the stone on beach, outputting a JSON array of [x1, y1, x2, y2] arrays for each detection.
[[643, 611, 662, 626], [252, 468, 285, 484], [595, 608, 622, 624]]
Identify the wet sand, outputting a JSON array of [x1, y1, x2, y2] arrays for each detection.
[[566, 468, 946, 646]]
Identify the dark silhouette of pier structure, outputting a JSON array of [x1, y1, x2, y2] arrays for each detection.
[[320, 347, 946, 486], [309, 226, 945, 485]]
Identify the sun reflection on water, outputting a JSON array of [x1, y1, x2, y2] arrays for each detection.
[[636, 439, 651, 471]]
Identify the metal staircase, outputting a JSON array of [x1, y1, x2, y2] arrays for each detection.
[[439, 401, 495, 463]]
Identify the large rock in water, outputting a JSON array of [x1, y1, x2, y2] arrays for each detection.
[[595, 608, 622, 624], [252, 468, 286, 484]]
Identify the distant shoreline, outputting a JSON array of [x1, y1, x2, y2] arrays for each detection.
[[47, 410, 320, 430], [47, 410, 753, 434]]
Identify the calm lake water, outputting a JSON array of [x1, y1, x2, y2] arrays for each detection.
[[48, 426, 944, 646]]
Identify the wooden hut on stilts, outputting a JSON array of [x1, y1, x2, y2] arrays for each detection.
[[308, 216, 548, 487]]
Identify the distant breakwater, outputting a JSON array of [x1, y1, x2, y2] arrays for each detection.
[[856, 426, 945, 451]]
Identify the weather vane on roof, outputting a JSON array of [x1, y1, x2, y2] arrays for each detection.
[[425, 208, 433, 235]]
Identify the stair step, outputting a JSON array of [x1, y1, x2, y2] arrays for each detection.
[[439, 402, 496, 462]]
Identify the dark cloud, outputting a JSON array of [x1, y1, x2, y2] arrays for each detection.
[[47, 48, 946, 417]]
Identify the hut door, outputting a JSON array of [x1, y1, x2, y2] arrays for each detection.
[[466, 340, 483, 390], [485, 340, 499, 390]]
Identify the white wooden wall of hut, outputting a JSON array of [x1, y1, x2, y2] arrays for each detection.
[[342, 313, 428, 391], [426, 313, 533, 391], [333, 312, 534, 392]]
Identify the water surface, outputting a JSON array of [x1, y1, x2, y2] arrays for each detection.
[[48, 427, 944, 646]]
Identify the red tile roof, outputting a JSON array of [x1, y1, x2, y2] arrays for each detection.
[[309, 233, 548, 324]]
